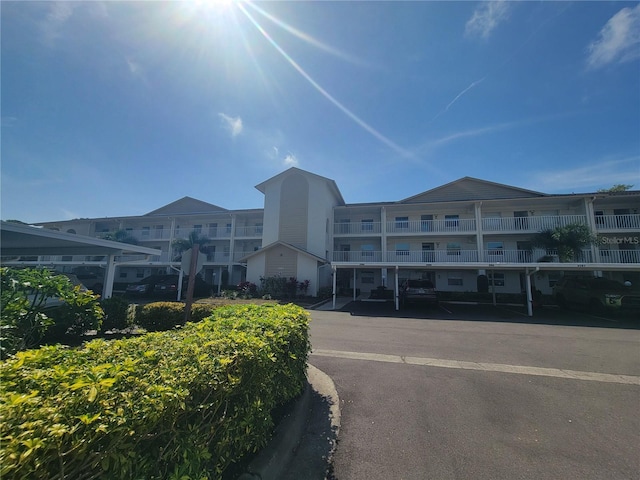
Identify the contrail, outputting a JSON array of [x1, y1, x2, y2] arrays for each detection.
[[237, 2, 413, 159], [445, 77, 486, 112]]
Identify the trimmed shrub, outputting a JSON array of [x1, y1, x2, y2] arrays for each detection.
[[99, 296, 131, 331], [135, 302, 224, 332], [0, 304, 311, 480]]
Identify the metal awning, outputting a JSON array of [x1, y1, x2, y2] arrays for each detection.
[[0, 221, 162, 298]]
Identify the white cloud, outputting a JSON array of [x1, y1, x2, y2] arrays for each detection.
[[283, 153, 299, 167], [586, 4, 640, 69], [465, 1, 510, 39], [218, 113, 243, 138], [41, 2, 74, 46]]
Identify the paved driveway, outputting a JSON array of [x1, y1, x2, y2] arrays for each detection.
[[309, 304, 640, 480]]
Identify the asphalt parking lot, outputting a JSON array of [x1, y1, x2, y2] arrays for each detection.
[[309, 302, 640, 480]]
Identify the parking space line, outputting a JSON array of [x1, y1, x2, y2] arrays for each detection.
[[312, 349, 640, 386]]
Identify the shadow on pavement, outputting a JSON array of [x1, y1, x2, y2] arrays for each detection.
[[339, 300, 640, 330]]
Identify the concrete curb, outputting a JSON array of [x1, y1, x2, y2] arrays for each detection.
[[238, 364, 340, 480]]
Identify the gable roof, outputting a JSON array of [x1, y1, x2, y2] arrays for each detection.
[[400, 177, 546, 204], [237, 241, 327, 264], [255, 167, 345, 205], [145, 196, 227, 216]]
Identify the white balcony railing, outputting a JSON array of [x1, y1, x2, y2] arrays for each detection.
[[386, 219, 476, 234], [595, 214, 640, 230], [334, 222, 383, 235], [235, 226, 263, 237], [597, 249, 640, 263], [331, 248, 640, 264], [482, 215, 587, 232], [333, 251, 384, 262]]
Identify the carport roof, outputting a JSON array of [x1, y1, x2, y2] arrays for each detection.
[[0, 221, 162, 257]]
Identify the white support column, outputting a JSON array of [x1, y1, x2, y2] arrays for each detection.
[[475, 202, 484, 261], [525, 268, 533, 317], [177, 268, 185, 301], [381, 207, 387, 262], [353, 268, 357, 301], [583, 197, 601, 265], [332, 266, 337, 309], [103, 254, 117, 299], [395, 265, 400, 311]]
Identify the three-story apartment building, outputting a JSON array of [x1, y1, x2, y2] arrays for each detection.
[[23, 168, 640, 299]]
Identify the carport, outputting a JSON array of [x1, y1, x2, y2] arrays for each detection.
[[330, 261, 640, 316], [0, 221, 161, 298]]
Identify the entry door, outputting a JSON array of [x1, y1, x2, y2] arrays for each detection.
[[422, 242, 435, 262], [421, 214, 433, 232], [517, 241, 532, 263], [514, 211, 529, 230], [614, 209, 630, 228]]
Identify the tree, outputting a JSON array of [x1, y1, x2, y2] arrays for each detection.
[[533, 223, 599, 263], [597, 184, 634, 193], [102, 229, 139, 245], [172, 231, 211, 322], [0, 268, 103, 357]]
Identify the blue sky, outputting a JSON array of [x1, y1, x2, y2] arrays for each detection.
[[2, 1, 639, 224]]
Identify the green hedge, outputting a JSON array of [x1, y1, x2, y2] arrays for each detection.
[[0, 304, 311, 480], [135, 301, 226, 332]]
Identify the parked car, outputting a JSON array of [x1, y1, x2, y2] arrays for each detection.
[[70, 266, 105, 294], [400, 279, 438, 307], [27, 273, 89, 308], [125, 274, 171, 297], [153, 275, 212, 298], [552, 276, 640, 314]]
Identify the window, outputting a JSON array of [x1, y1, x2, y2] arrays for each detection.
[[595, 211, 604, 226], [447, 243, 461, 256], [193, 224, 202, 234], [488, 272, 505, 287], [119, 272, 128, 279], [361, 271, 374, 284], [445, 215, 459, 228], [396, 243, 409, 256], [208, 223, 217, 237], [136, 269, 144, 279], [256, 223, 263, 234], [225, 223, 232, 234], [487, 242, 504, 255], [339, 219, 351, 234], [361, 219, 374, 232], [142, 226, 150, 237], [154, 225, 164, 239], [223, 246, 230, 257], [448, 274, 463, 286], [361, 244, 375, 257], [395, 216, 409, 229]]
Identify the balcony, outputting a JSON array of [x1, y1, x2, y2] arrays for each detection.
[[482, 215, 587, 233], [235, 226, 264, 237], [386, 219, 476, 234], [334, 222, 382, 235], [331, 248, 637, 264], [595, 214, 640, 231]]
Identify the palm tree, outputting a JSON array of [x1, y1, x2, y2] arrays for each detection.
[[533, 223, 599, 262], [172, 231, 211, 321]]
